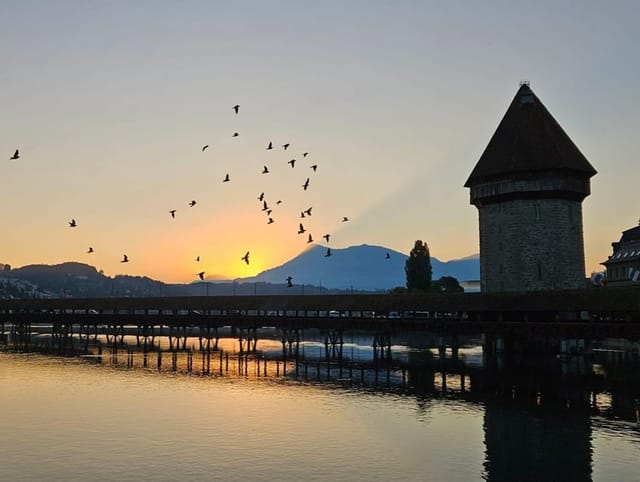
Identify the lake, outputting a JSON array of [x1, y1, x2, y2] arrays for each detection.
[[1, 330, 639, 481]]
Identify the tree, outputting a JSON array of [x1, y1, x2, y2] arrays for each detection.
[[436, 276, 464, 293], [405, 240, 432, 291]]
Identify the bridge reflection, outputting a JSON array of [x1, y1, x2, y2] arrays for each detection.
[[2, 320, 639, 481]]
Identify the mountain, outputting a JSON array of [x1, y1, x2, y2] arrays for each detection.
[[3, 262, 191, 298], [240, 244, 479, 291], [0, 247, 480, 297]]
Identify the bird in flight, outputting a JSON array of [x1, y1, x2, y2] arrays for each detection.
[[282, 143, 290, 150], [223, 173, 230, 182], [302, 152, 309, 158], [232, 132, 239, 137], [276, 200, 282, 205], [189, 200, 197, 207], [325, 248, 332, 257], [169, 210, 176, 218], [196, 256, 200, 262], [267, 217, 274, 224], [10, 149, 19, 160], [69, 219, 77, 228], [121, 254, 129, 263], [87, 247, 94, 254], [241, 251, 250, 264], [342, 216, 349, 222], [385, 252, 391, 259], [323, 234, 330, 243], [202, 145, 209, 152], [310, 164, 318, 172], [302, 178, 310, 191], [262, 165, 269, 174], [304, 207, 312, 217], [286, 276, 293, 288], [258, 192, 264, 201], [298, 223, 306, 234], [266, 209, 272, 215], [288, 159, 296, 168], [307, 233, 313, 243], [262, 200, 269, 212], [198, 271, 205, 281], [233, 104, 240, 114], [300, 211, 305, 219], [266, 141, 273, 150]]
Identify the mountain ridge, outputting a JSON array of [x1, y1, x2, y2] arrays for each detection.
[[238, 244, 479, 290]]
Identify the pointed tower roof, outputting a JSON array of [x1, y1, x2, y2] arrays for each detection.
[[465, 84, 597, 187]]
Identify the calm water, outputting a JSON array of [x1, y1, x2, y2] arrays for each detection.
[[1, 332, 639, 481]]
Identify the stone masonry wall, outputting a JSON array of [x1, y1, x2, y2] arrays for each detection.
[[478, 198, 586, 292]]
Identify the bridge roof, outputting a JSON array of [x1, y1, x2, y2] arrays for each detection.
[[1, 287, 639, 313]]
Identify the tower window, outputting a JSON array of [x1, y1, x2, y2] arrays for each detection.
[[534, 204, 541, 221]]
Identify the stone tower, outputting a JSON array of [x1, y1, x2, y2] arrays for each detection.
[[465, 84, 596, 292]]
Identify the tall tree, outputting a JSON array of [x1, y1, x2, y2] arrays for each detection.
[[405, 240, 432, 291]]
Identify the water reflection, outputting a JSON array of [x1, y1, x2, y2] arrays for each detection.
[[2, 325, 640, 481]]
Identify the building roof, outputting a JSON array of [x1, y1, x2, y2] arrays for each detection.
[[602, 225, 640, 266], [465, 84, 597, 187], [620, 225, 640, 243]]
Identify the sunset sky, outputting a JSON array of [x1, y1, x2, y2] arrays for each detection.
[[1, 1, 638, 283]]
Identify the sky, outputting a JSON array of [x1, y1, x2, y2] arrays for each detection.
[[1, 0, 639, 283]]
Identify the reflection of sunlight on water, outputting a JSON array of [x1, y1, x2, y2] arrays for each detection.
[[594, 392, 613, 411]]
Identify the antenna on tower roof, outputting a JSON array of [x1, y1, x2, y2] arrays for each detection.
[[519, 80, 530, 86]]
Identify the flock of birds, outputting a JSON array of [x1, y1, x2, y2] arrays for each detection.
[[9, 103, 392, 287]]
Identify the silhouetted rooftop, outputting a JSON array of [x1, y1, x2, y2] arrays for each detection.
[[465, 84, 597, 187]]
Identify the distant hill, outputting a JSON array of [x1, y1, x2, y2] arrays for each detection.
[[240, 244, 479, 291], [0, 247, 480, 297], [3, 262, 190, 298]]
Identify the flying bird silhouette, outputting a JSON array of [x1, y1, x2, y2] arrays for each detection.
[[310, 164, 318, 172], [304, 207, 312, 216], [241, 251, 250, 265], [197, 271, 205, 281], [87, 247, 94, 253], [121, 254, 129, 263], [282, 143, 290, 150], [232, 132, 239, 137], [302, 178, 310, 191], [276, 200, 282, 205], [233, 104, 240, 114], [323, 234, 330, 243], [69, 219, 77, 228], [262, 165, 269, 174], [189, 200, 197, 207], [302, 152, 308, 157], [267, 217, 274, 224], [202, 145, 209, 152], [10, 149, 19, 160], [266, 209, 272, 215], [262, 200, 269, 211], [325, 248, 332, 257], [196, 256, 200, 262], [288, 159, 296, 168], [286, 276, 293, 288], [266, 141, 273, 150], [223, 173, 230, 182], [307, 233, 313, 243], [298, 223, 306, 234], [258, 192, 264, 201], [300, 211, 305, 218], [169, 210, 176, 218], [342, 216, 349, 222]]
